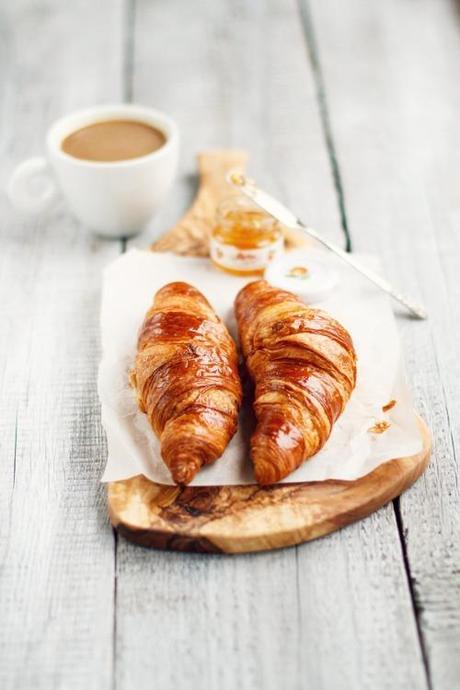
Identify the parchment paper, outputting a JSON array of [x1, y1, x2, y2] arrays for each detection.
[[99, 248, 422, 485]]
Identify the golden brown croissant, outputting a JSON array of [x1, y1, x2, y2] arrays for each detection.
[[132, 282, 242, 485], [235, 280, 357, 484]]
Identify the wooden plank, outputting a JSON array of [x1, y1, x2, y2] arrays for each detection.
[[115, 2, 428, 688], [0, 1, 123, 687], [307, 0, 460, 687], [296, 511, 427, 690], [115, 547, 303, 690], [128, 0, 345, 249]]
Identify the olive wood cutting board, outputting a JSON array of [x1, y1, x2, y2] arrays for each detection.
[[108, 150, 431, 554]]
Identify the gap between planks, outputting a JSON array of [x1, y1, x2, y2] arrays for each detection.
[[394, 497, 433, 690], [298, 0, 352, 252], [122, 0, 136, 104], [113, 3, 135, 683]]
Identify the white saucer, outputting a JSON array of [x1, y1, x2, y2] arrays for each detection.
[[264, 249, 339, 303]]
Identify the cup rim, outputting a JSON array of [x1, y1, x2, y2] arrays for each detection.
[[46, 103, 179, 168]]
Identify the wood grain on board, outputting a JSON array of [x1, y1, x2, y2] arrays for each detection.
[[151, 149, 248, 255], [109, 418, 430, 554]]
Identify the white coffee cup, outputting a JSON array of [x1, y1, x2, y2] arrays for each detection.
[[7, 104, 179, 238]]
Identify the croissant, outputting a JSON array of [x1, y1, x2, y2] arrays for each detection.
[[235, 280, 357, 484], [132, 282, 242, 485]]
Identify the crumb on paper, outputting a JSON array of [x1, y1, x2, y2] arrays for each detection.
[[382, 399, 397, 412], [286, 265, 310, 279], [368, 420, 391, 434]]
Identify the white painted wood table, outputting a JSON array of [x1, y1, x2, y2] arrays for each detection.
[[1, 1, 459, 688]]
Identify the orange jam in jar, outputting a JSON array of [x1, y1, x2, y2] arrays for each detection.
[[210, 196, 284, 276]]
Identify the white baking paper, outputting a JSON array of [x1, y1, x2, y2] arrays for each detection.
[[99, 248, 422, 485]]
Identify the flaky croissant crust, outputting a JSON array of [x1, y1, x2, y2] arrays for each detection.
[[235, 280, 357, 484], [133, 282, 242, 485]]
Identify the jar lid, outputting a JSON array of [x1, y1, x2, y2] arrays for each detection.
[[216, 195, 281, 232], [264, 249, 339, 303]]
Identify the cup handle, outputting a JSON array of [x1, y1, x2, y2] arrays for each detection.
[[7, 157, 59, 214]]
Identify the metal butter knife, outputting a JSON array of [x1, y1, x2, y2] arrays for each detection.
[[227, 172, 427, 320]]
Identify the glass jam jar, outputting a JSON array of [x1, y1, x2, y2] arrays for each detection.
[[210, 195, 284, 276]]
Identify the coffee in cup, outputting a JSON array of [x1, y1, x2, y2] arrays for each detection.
[[61, 120, 167, 163]]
